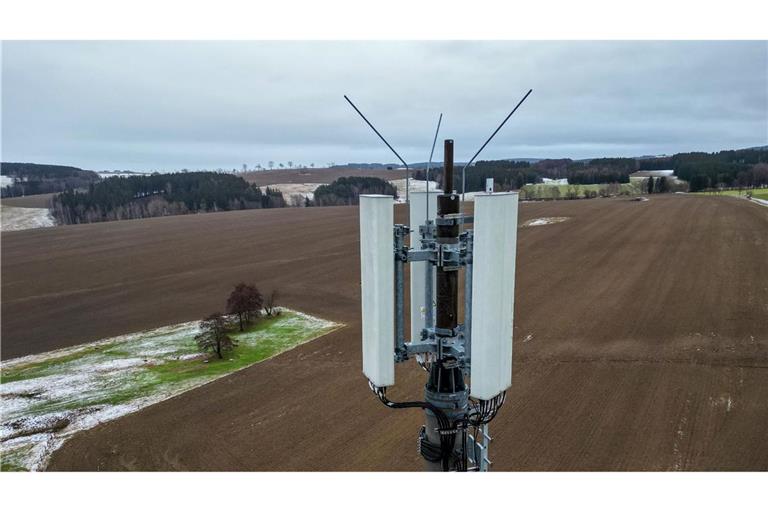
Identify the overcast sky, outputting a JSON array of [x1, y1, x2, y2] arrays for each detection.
[[2, 41, 766, 171]]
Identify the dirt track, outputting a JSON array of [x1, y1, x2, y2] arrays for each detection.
[[2, 195, 767, 470]]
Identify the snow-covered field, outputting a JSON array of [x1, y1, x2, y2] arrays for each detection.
[[389, 179, 441, 201], [0, 310, 339, 471], [260, 183, 320, 202], [0, 205, 56, 232]]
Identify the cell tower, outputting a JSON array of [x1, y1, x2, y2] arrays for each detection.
[[349, 90, 531, 471]]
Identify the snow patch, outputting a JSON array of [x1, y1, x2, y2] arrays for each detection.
[[522, 217, 569, 227], [259, 183, 320, 202], [1, 205, 56, 231], [390, 179, 441, 203]]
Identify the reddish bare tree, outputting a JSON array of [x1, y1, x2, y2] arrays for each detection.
[[195, 313, 236, 359], [226, 283, 264, 331]]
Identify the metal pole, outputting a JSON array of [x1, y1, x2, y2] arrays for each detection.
[[436, 140, 458, 329], [394, 225, 406, 359], [426, 113, 443, 223], [463, 230, 473, 370], [423, 139, 468, 471], [406, 169, 410, 205]]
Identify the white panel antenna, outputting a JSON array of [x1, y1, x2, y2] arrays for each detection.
[[470, 192, 519, 400], [360, 194, 395, 387], [409, 191, 440, 344]]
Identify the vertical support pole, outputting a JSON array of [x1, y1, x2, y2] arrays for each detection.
[[463, 230, 473, 370], [424, 247, 434, 334], [423, 139, 468, 471], [406, 168, 410, 204], [435, 140, 459, 330], [394, 225, 406, 359]]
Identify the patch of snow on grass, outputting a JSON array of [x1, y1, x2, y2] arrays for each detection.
[[0, 309, 340, 471], [522, 217, 569, 227], [0, 205, 56, 232]]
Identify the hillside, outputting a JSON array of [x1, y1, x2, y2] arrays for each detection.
[[0, 162, 101, 198], [51, 172, 286, 224]]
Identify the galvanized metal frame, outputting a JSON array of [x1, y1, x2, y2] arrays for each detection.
[[397, 219, 473, 369], [387, 209, 497, 471]]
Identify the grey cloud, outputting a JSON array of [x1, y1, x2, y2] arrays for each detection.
[[1, 40, 766, 171]]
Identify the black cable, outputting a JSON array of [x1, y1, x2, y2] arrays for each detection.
[[370, 382, 456, 471], [369, 384, 507, 471]]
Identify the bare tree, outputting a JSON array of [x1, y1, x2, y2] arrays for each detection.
[[287, 160, 294, 169], [268, 161, 275, 170], [226, 283, 264, 331], [265, 290, 280, 317], [195, 313, 236, 359]]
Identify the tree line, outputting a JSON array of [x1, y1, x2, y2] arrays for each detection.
[[51, 172, 286, 224], [1, 162, 101, 198], [638, 148, 768, 192], [413, 157, 633, 193], [411, 147, 768, 194]]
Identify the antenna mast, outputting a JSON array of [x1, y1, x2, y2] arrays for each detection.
[[356, 89, 531, 471], [425, 113, 443, 223], [344, 95, 411, 203], [461, 88, 533, 203]]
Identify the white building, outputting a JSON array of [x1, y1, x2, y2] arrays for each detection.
[[542, 177, 569, 185]]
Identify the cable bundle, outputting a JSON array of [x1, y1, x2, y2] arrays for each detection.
[[369, 381, 457, 471]]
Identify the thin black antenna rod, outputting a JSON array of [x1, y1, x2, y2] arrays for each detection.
[[461, 88, 533, 202], [425, 113, 443, 222], [344, 95, 411, 202]]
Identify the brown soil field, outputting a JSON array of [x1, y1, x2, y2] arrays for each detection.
[[2, 195, 767, 470], [243, 167, 405, 186], [1, 193, 55, 208]]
